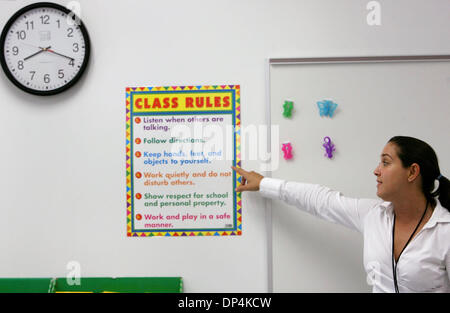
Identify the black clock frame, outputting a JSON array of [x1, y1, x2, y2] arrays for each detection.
[[0, 2, 90, 96]]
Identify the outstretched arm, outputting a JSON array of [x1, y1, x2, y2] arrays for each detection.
[[231, 166, 379, 233]]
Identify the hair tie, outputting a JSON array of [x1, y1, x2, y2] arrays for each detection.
[[437, 174, 443, 180]]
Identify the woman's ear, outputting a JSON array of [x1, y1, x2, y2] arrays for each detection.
[[408, 163, 421, 182]]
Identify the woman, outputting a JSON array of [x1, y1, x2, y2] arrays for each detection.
[[232, 136, 450, 293]]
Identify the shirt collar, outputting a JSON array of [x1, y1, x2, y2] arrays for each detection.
[[379, 199, 450, 228], [425, 200, 450, 229], [379, 201, 393, 214]]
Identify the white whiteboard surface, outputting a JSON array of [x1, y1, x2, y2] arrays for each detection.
[[268, 56, 450, 292]]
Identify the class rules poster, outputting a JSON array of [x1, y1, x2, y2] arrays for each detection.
[[125, 85, 242, 237]]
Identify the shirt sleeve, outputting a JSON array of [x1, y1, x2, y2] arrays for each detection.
[[259, 177, 380, 233]]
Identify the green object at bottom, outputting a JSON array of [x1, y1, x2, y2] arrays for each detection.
[[0, 278, 53, 293], [0, 277, 183, 293]]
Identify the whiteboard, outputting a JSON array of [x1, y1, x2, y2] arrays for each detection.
[[267, 56, 450, 292]]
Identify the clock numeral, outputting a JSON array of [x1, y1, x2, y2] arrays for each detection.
[[73, 43, 79, 52], [58, 69, 64, 79], [67, 28, 74, 37], [30, 71, 36, 80], [12, 46, 19, 55], [17, 60, 24, 70], [69, 59, 75, 67], [40, 15, 50, 24], [25, 21, 34, 30], [44, 74, 50, 84], [16, 30, 26, 40], [56, 19, 61, 28]]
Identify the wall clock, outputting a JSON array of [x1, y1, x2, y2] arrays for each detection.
[[0, 2, 90, 96]]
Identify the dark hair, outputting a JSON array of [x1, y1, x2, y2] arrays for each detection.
[[388, 136, 449, 212]]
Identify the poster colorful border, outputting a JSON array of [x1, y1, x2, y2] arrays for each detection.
[[125, 85, 242, 237]]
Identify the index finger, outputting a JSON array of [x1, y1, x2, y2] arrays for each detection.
[[231, 166, 248, 177]]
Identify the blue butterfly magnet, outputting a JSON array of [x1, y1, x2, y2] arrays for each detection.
[[317, 100, 338, 117]]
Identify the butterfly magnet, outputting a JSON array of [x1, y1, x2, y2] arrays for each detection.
[[317, 100, 338, 117]]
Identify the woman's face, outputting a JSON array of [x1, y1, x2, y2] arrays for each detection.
[[373, 142, 409, 201]]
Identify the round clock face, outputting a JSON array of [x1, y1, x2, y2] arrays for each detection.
[[0, 2, 90, 95]]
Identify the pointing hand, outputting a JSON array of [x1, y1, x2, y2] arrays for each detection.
[[231, 166, 264, 192]]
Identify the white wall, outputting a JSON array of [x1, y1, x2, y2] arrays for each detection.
[[0, 0, 449, 292]]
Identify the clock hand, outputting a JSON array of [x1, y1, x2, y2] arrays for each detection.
[[20, 42, 44, 49], [46, 48, 74, 61], [23, 46, 51, 61]]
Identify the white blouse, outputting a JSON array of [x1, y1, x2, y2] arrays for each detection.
[[259, 177, 450, 293]]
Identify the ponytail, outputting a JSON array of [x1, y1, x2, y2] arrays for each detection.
[[434, 175, 450, 211]]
